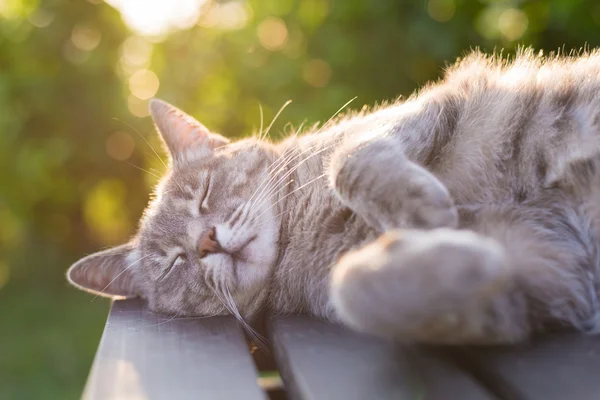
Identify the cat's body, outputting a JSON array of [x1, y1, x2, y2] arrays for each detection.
[[68, 49, 600, 344]]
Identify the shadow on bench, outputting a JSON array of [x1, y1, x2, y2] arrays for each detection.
[[81, 299, 600, 400]]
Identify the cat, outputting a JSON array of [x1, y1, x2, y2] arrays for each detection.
[[68, 48, 600, 345]]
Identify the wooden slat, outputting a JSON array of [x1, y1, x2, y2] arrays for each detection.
[[270, 316, 495, 400], [452, 334, 600, 400], [83, 298, 265, 400]]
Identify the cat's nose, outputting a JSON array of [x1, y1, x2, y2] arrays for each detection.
[[198, 227, 221, 258]]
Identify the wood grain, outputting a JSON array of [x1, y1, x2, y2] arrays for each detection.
[[450, 334, 600, 400], [83, 298, 265, 400], [269, 315, 495, 400]]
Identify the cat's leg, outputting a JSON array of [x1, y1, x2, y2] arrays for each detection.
[[330, 228, 527, 344], [328, 135, 458, 232], [327, 87, 464, 232], [330, 203, 600, 344]]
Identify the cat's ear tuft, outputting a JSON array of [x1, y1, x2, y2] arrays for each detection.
[[67, 243, 140, 299], [149, 99, 229, 163]]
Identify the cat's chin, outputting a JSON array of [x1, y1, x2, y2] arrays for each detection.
[[233, 253, 272, 292], [238, 237, 277, 287]]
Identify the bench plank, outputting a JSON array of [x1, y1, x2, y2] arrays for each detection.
[[83, 298, 265, 400], [453, 334, 600, 400], [270, 316, 494, 400]]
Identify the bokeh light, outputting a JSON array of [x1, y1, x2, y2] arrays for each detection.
[[428, 0, 456, 23], [106, 0, 208, 37], [28, 9, 54, 28], [106, 131, 136, 161], [121, 36, 153, 66], [199, 1, 251, 30], [63, 41, 90, 65], [128, 69, 160, 100], [128, 95, 151, 118], [83, 179, 131, 245], [303, 59, 331, 88], [71, 23, 102, 51], [257, 17, 288, 51], [498, 8, 528, 41]]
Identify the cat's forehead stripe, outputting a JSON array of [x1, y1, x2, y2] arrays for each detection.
[[145, 240, 167, 257], [167, 180, 195, 200], [167, 169, 209, 200], [148, 210, 188, 238]]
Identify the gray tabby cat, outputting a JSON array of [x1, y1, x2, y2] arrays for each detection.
[[68, 49, 600, 344]]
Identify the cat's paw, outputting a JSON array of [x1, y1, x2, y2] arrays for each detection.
[[330, 229, 527, 344], [330, 141, 458, 232], [374, 165, 459, 231]]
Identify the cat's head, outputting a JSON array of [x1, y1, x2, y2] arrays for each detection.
[[67, 100, 283, 320]]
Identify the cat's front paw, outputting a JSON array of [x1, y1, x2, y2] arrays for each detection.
[[332, 145, 458, 231], [377, 166, 458, 231]]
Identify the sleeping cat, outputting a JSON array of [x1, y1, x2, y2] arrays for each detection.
[[67, 49, 600, 344]]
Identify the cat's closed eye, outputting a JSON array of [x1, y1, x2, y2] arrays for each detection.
[[159, 253, 186, 281], [199, 176, 212, 213]]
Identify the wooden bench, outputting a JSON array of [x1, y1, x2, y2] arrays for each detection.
[[82, 299, 600, 400]]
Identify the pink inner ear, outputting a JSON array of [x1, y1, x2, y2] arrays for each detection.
[[171, 113, 213, 151], [67, 249, 138, 299], [150, 99, 230, 159], [150, 99, 214, 154]]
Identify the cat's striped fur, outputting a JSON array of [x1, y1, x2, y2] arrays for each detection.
[[68, 48, 600, 344]]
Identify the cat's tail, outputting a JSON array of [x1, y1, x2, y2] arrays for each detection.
[[329, 229, 531, 345]]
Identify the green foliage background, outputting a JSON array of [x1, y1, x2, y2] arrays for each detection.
[[0, 0, 599, 398]]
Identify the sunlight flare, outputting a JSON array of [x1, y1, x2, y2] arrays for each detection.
[[105, 0, 208, 37]]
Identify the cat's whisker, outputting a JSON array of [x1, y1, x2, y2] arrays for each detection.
[[226, 202, 247, 227], [148, 314, 178, 327], [258, 103, 264, 140], [251, 137, 341, 216], [289, 122, 305, 143], [224, 286, 268, 351], [247, 143, 303, 204], [251, 137, 341, 212], [158, 189, 175, 196], [256, 209, 288, 230], [250, 140, 321, 208], [212, 283, 265, 351], [146, 313, 223, 328], [246, 118, 317, 206], [254, 173, 327, 222], [113, 117, 168, 172], [247, 147, 300, 206], [248, 179, 295, 216], [318, 96, 358, 131], [213, 142, 231, 151], [250, 120, 343, 208], [263, 100, 292, 141], [204, 266, 215, 292], [170, 315, 221, 320], [212, 283, 233, 314], [238, 198, 257, 227], [246, 154, 286, 204], [124, 160, 163, 180], [260, 94, 353, 186], [91, 254, 152, 302], [246, 121, 308, 204], [255, 187, 315, 229]]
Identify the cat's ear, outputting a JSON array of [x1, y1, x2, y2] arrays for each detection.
[[66, 243, 140, 298], [149, 99, 229, 163]]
